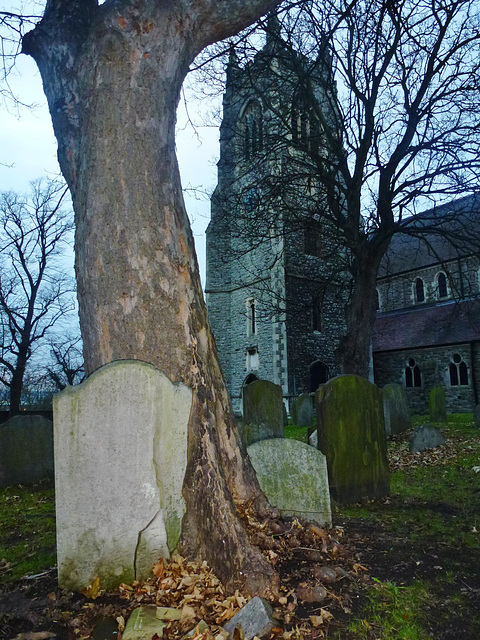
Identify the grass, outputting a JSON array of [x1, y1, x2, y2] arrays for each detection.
[[344, 580, 433, 640], [333, 414, 480, 639], [0, 480, 56, 583]]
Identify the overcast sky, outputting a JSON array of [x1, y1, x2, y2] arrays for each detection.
[[0, 29, 219, 286]]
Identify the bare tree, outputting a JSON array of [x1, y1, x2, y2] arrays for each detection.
[[0, 178, 75, 415], [207, 0, 480, 378], [44, 330, 84, 390]]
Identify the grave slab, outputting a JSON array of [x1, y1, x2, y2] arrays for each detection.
[[53, 360, 192, 591], [247, 439, 331, 526], [123, 607, 167, 640]]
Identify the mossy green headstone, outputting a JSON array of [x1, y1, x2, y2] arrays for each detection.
[[382, 383, 411, 436], [247, 439, 331, 526], [315, 375, 389, 504], [429, 385, 447, 423], [291, 394, 314, 427], [242, 380, 284, 446]]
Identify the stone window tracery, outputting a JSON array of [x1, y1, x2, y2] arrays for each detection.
[[243, 101, 263, 160], [405, 357, 421, 387], [414, 277, 425, 303], [449, 353, 468, 386]]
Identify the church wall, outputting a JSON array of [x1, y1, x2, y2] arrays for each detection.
[[374, 343, 478, 414]]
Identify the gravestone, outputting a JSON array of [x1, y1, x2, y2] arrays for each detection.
[[315, 375, 390, 504], [382, 383, 411, 436], [474, 404, 480, 429], [247, 439, 331, 526], [409, 425, 446, 452], [291, 393, 314, 427], [240, 380, 284, 447], [223, 596, 276, 640], [0, 415, 54, 487], [53, 360, 192, 591], [429, 385, 447, 423]]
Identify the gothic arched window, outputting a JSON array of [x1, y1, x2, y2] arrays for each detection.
[[437, 272, 448, 299], [415, 277, 425, 303], [449, 353, 468, 386], [291, 98, 319, 152], [243, 101, 263, 160], [405, 358, 421, 387]]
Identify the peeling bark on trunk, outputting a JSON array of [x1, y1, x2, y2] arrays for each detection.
[[23, 0, 282, 596]]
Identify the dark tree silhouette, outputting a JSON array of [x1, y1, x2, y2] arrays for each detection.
[[0, 178, 75, 415]]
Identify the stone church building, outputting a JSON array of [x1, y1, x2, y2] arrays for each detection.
[[205, 20, 480, 416]]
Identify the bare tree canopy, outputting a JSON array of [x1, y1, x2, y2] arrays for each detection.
[[0, 177, 75, 415], [204, 0, 480, 377]]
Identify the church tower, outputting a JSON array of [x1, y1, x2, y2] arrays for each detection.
[[206, 15, 348, 413]]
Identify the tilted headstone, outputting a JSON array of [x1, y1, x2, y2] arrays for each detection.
[[309, 429, 318, 449], [382, 383, 411, 436], [409, 425, 446, 452], [429, 385, 447, 423], [291, 393, 314, 427], [0, 415, 54, 487], [247, 438, 331, 526], [53, 360, 192, 591], [474, 404, 480, 429], [241, 380, 284, 447], [315, 375, 390, 504]]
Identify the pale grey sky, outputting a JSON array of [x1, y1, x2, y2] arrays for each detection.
[[0, 28, 218, 286]]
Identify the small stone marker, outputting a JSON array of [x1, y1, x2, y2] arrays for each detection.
[[223, 596, 276, 640], [0, 415, 54, 488], [409, 425, 446, 453], [316, 375, 390, 504], [241, 380, 284, 446], [382, 383, 411, 436], [123, 607, 167, 640], [429, 385, 447, 423], [474, 404, 480, 429], [247, 439, 331, 526], [291, 394, 314, 427], [309, 429, 318, 449], [156, 607, 182, 621]]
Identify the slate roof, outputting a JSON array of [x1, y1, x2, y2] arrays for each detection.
[[378, 194, 480, 277], [372, 299, 480, 353]]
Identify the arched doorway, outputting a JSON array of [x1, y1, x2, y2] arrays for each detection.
[[309, 361, 329, 392]]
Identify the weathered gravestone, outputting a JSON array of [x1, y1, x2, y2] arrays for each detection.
[[409, 425, 446, 452], [315, 375, 390, 504], [53, 360, 192, 591], [429, 385, 447, 423], [247, 439, 331, 526], [0, 415, 54, 487], [240, 380, 284, 447], [382, 383, 411, 437], [474, 404, 480, 429], [291, 393, 314, 427]]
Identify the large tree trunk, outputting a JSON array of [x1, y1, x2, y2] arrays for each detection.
[[23, 0, 281, 596]]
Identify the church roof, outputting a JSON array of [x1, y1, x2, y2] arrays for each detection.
[[372, 298, 480, 353], [378, 194, 480, 277]]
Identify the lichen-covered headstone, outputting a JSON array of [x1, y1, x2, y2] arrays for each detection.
[[409, 424, 445, 452], [315, 375, 390, 504], [53, 360, 192, 591], [247, 438, 331, 526], [291, 394, 314, 427], [429, 385, 447, 423], [241, 380, 284, 446], [0, 415, 53, 487], [383, 383, 411, 436]]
